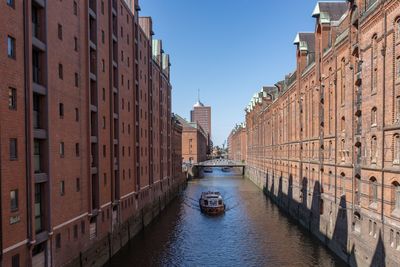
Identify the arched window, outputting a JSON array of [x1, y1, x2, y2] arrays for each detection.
[[370, 177, 378, 204], [341, 116, 346, 132], [392, 181, 400, 211], [371, 107, 377, 127], [341, 58, 346, 105], [396, 57, 400, 80], [372, 34, 378, 57], [396, 96, 400, 122], [328, 171, 333, 191], [394, 134, 400, 165], [340, 172, 346, 196], [396, 18, 400, 39], [341, 139, 345, 161], [371, 136, 377, 163], [373, 67, 378, 92], [372, 35, 378, 92]]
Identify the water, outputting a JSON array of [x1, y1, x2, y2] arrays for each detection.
[[106, 169, 347, 267]]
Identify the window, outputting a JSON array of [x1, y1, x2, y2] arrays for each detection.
[[74, 37, 78, 51], [73, 224, 78, 239], [73, 1, 78, 15], [397, 19, 400, 39], [11, 254, 19, 267], [56, 233, 61, 249], [341, 117, 345, 132], [101, 30, 105, 44], [101, 1, 104, 14], [102, 88, 106, 101], [34, 184, 43, 233], [103, 145, 106, 157], [373, 67, 378, 92], [75, 143, 80, 157], [371, 136, 377, 163], [102, 116, 106, 129], [60, 142, 65, 157], [396, 96, 400, 122], [371, 107, 377, 126], [75, 108, 79, 122], [397, 57, 400, 80], [390, 229, 395, 247], [341, 139, 345, 161], [370, 177, 378, 204], [10, 138, 17, 160], [102, 59, 105, 72], [59, 103, 64, 118], [104, 173, 107, 185], [81, 221, 85, 234], [394, 135, 400, 164], [10, 190, 18, 211], [392, 182, 400, 211], [7, 36, 16, 59], [75, 72, 79, 87], [58, 63, 63, 79], [60, 180, 65, 196], [7, 0, 15, 8], [76, 178, 80, 192], [58, 24, 63, 40], [9, 88, 17, 110]]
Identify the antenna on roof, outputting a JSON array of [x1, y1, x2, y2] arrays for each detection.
[[198, 88, 200, 102]]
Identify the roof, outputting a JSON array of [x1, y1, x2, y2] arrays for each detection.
[[193, 100, 204, 107], [312, 1, 348, 22], [294, 32, 315, 53]]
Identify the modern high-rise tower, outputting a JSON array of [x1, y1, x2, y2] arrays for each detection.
[[190, 93, 211, 149]]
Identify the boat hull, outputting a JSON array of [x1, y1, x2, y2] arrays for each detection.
[[199, 205, 225, 215]]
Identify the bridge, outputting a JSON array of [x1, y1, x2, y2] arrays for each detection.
[[193, 159, 246, 175]]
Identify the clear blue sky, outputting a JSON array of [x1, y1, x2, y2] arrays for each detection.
[[140, 0, 320, 146]]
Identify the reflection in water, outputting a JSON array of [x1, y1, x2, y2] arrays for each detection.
[[106, 169, 347, 267]]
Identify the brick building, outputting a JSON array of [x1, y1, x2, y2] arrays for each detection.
[[171, 115, 183, 182], [231, 1, 400, 266], [227, 123, 247, 162], [175, 114, 208, 164], [0, 0, 183, 266]]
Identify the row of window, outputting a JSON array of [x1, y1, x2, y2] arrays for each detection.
[[55, 220, 85, 249], [9, 176, 81, 214]]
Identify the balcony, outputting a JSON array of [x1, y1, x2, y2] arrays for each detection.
[[89, 49, 97, 77], [89, 17, 97, 46], [91, 174, 99, 210], [33, 50, 45, 86], [89, 0, 96, 14], [90, 80, 98, 107]]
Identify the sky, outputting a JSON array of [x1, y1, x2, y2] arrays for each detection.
[[140, 0, 321, 146]]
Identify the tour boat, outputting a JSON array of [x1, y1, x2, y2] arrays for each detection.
[[199, 191, 225, 215], [204, 167, 213, 173]]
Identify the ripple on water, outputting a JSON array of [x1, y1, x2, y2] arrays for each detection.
[[106, 171, 347, 267]]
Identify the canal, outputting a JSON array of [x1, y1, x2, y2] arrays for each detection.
[[106, 169, 347, 267]]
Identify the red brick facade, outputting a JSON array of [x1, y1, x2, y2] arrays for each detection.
[[175, 115, 208, 164], [228, 124, 247, 162], [231, 1, 400, 266], [0, 0, 183, 266]]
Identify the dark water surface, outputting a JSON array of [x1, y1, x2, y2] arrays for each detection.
[[106, 169, 347, 267]]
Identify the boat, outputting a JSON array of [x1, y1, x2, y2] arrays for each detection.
[[199, 191, 225, 215], [204, 167, 213, 173], [221, 167, 231, 172]]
